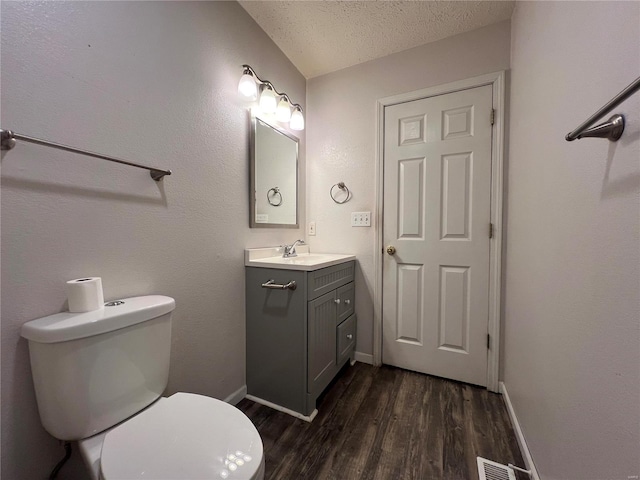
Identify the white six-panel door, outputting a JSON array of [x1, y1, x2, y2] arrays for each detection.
[[382, 85, 493, 386]]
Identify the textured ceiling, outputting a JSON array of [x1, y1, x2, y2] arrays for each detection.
[[238, 1, 515, 78]]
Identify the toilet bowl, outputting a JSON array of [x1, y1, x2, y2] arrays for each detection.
[[79, 393, 264, 480], [21, 295, 264, 480]]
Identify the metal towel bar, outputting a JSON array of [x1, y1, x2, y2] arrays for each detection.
[[0, 129, 172, 181], [565, 76, 640, 142], [261, 279, 297, 291]]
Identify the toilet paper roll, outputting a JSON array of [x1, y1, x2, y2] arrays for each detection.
[[67, 277, 104, 312]]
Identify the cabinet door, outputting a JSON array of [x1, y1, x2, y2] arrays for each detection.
[[246, 267, 307, 414], [308, 290, 338, 394]]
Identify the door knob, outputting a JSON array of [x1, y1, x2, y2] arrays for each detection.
[[386, 245, 396, 255], [334, 298, 341, 304]]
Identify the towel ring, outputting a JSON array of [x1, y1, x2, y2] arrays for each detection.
[[267, 187, 283, 206], [330, 182, 351, 204]]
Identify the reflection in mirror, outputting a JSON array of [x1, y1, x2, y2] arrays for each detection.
[[250, 116, 299, 228]]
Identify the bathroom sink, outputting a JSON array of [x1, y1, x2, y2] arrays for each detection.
[[245, 247, 355, 271]]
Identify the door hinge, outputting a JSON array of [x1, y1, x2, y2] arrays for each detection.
[[487, 333, 491, 349], [490, 108, 495, 125], [489, 222, 494, 239]]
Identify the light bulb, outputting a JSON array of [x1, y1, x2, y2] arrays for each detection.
[[290, 107, 304, 130], [238, 72, 257, 101], [276, 98, 292, 122], [259, 86, 277, 114]]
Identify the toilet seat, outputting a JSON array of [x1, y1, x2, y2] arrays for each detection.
[[100, 392, 264, 480]]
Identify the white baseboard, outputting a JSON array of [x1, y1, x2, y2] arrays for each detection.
[[245, 394, 318, 423], [223, 385, 247, 405], [354, 351, 373, 365], [499, 382, 541, 480]]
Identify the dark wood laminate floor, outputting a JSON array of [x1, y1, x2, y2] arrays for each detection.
[[237, 363, 525, 480]]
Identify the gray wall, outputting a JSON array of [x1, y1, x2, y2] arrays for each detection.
[[504, 2, 639, 479], [0, 2, 305, 478], [306, 21, 511, 358]]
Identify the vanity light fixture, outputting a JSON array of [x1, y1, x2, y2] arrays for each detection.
[[238, 64, 304, 131], [276, 97, 292, 123], [290, 106, 304, 131], [259, 84, 277, 114], [238, 66, 258, 101]]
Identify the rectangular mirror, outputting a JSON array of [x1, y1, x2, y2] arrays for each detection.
[[250, 115, 299, 228]]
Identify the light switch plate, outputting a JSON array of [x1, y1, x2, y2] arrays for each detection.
[[351, 212, 371, 227], [308, 221, 316, 236]]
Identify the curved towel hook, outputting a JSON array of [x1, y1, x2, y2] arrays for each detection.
[[330, 182, 351, 204], [267, 187, 283, 206]]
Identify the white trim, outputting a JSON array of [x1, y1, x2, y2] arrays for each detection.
[[223, 385, 247, 405], [354, 351, 374, 365], [499, 382, 541, 480], [245, 394, 318, 423], [373, 93, 385, 368], [374, 71, 506, 391], [486, 71, 506, 393]]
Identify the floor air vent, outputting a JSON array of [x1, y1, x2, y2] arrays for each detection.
[[477, 457, 516, 480]]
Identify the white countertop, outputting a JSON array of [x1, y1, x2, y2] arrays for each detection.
[[245, 246, 355, 271]]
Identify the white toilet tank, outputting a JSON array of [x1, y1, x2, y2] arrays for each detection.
[[21, 295, 175, 441]]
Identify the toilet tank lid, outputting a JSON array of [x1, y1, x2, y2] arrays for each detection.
[[21, 295, 175, 344]]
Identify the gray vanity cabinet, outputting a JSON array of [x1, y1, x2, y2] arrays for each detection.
[[245, 260, 356, 417]]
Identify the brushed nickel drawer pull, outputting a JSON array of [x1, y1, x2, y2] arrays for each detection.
[[261, 279, 297, 290]]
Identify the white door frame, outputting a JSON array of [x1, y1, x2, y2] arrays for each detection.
[[373, 71, 506, 392]]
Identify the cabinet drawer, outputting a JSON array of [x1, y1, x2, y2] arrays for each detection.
[[336, 283, 354, 325], [307, 261, 355, 301], [336, 314, 356, 366]]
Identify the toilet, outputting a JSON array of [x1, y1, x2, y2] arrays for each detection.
[[21, 295, 264, 480]]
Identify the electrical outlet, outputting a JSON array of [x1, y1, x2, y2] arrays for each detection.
[[308, 221, 316, 236], [351, 212, 371, 227]]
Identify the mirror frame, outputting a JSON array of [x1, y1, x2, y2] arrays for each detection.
[[249, 114, 300, 229]]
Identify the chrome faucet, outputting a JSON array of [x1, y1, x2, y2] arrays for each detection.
[[283, 239, 305, 258]]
